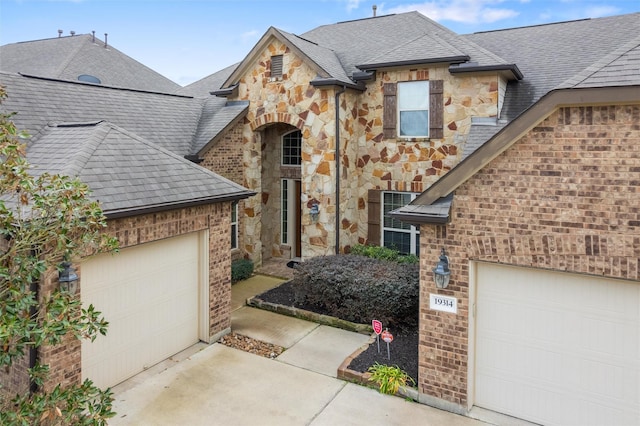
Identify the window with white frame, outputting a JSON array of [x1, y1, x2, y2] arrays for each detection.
[[231, 201, 238, 249], [398, 81, 429, 138], [282, 130, 302, 166], [382, 191, 420, 255]]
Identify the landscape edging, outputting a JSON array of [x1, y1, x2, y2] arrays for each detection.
[[247, 296, 373, 334], [248, 295, 418, 402]]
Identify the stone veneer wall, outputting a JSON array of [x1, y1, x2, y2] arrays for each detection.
[[417, 104, 640, 409], [236, 39, 352, 261], [224, 38, 503, 261], [355, 68, 500, 245], [36, 203, 232, 391]]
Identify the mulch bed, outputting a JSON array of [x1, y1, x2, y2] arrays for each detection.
[[255, 280, 418, 384]]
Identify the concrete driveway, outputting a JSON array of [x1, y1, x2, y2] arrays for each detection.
[[109, 276, 486, 425], [109, 343, 483, 426]]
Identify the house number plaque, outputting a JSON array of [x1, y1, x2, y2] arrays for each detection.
[[430, 294, 457, 314]]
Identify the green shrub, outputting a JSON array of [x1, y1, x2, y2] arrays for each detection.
[[231, 258, 254, 283], [368, 363, 415, 394], [349, 244, 419, 264], [291, 255, 418, 328]]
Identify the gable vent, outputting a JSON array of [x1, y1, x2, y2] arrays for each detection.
[[271, 55, 283, 78]]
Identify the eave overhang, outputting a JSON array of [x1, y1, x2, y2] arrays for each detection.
[[310, 77, 365, 91], [449, 63, 524, 80], [357, 55, 469, 71], [211, 83, 239, 98], [104, 190, 256, 220], [389, 193, 453, 225], [352, 70, 375, 82]]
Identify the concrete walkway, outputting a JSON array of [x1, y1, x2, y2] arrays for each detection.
[[109, 274, 485, 425]]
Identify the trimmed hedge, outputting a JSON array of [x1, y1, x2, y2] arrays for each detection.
[[291, 255, 418, 328], [349, 244, 419, 264], [231, 258, 254, 283]]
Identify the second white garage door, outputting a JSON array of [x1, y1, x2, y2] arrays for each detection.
[[81, 232, 205, 389], [474, 263, 639, 426]]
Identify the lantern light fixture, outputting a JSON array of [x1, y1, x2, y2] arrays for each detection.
[[58, 261, 79, 294], [433, 248, 451, 289]]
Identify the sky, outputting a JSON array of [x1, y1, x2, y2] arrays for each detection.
[[1, 0, 638, 86]]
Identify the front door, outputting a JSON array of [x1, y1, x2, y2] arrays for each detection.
[[282, 178, 302, 259], [294, 180, 301, 258]]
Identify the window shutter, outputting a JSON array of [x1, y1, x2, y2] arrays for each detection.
[[383, 83, 397, 139], [429, 80, 444, 139], [367, 189, 381, 246]]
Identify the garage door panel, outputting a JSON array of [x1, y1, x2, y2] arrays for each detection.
[[82, 232, 202, 388], [475, 263, 639, 426]]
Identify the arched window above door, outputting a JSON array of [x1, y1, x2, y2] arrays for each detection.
[[282, 130, 301, 166]]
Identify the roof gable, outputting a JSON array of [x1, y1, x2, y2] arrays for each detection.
[[192, 98, 248, 156], [220, 27, 351, 89]]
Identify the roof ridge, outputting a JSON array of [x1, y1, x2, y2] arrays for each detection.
[[466, 12, 640, 36], [15, 72, 192, 97], [557, 33, 640, 89], [51, 34, 87, 78], [44, 120, 108, 177], [470, 17, 592, 35], [335, 13, 396, 25]]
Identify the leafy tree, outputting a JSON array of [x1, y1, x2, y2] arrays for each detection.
[[0, 86, 119, 425]]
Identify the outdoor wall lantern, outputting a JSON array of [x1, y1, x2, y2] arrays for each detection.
[[310, 202, 320, 222], [433, 248, 451, 289], [58, 261, 79, 294]]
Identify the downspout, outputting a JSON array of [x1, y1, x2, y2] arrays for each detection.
[[334, 85, 346, 255], [29, 278, 38, 394]]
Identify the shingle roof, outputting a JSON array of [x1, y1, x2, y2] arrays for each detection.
[[1, 72, 201, 155], [277, 29, 352, 85], [465, 13, 640, 120], [176, 62, 239, 98], [191, 98, 248, 155], [26, 121, 253, 217], [0, 34, 180, 93], [461, 120, 507, 160], [558, 34, 640, 89], [213, 12, 513, 91], [1, 72, 202, 156], [301, 12, 511, 75]]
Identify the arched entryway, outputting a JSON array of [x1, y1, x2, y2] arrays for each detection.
[[260, 124, 302, 261]]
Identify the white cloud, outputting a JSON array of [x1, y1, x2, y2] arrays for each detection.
[[385, 0, 519, 24], [582, 5, 621, 17], [240, 29, 260, 43], [345, 0, 362, 12], [537, 3, 621, 22]]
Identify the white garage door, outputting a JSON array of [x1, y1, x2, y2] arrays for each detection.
[[475, 263, 639, 426], [82, 232, 203, 389]]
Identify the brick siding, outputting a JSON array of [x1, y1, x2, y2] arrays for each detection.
[[201, 120, 247, 261], [32, 203, 231, 391], [418, 104, 640, 408]]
